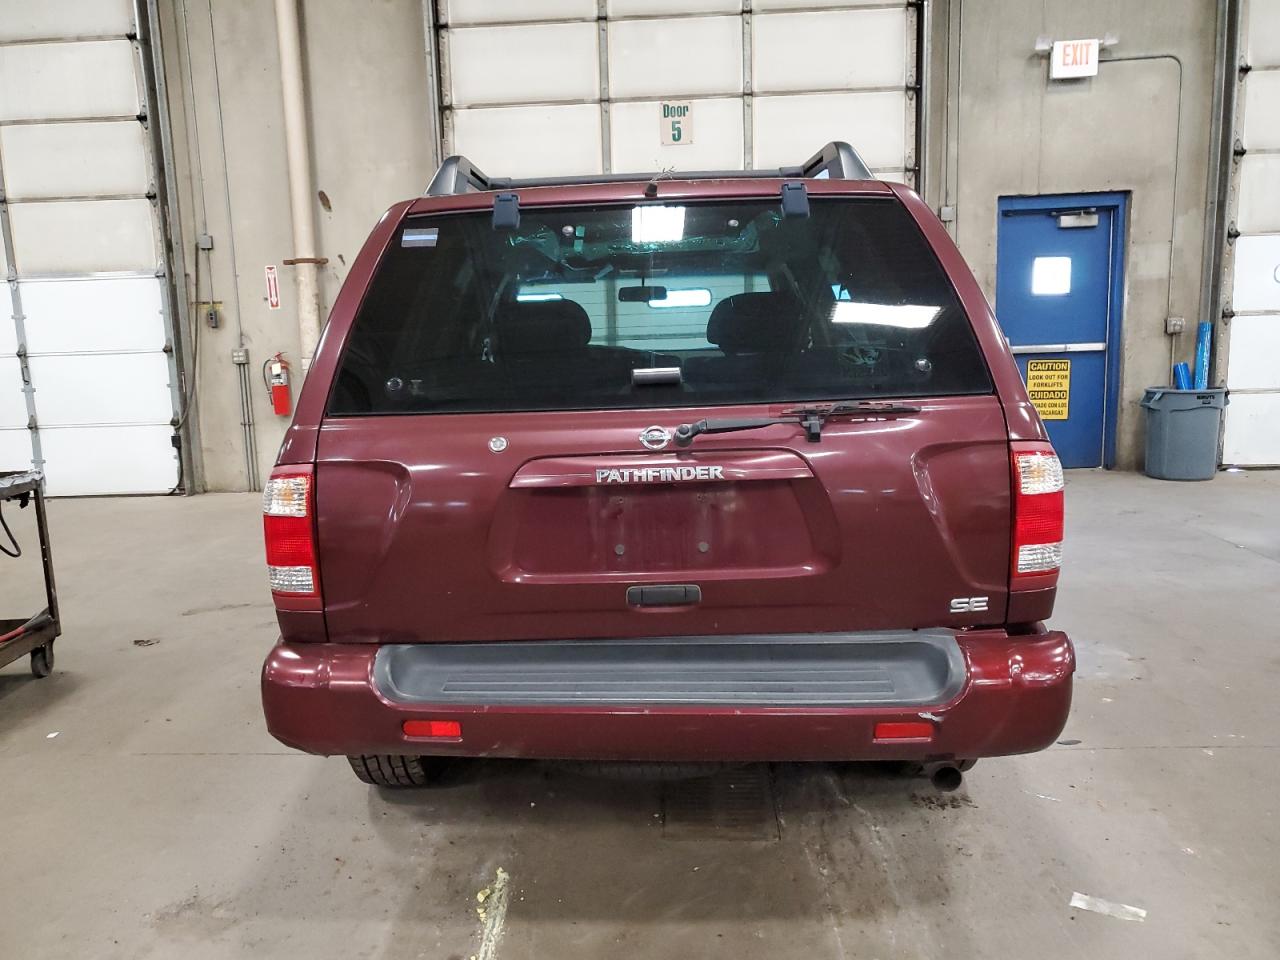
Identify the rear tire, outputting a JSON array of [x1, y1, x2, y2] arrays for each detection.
[[346, 754, 439, 787]]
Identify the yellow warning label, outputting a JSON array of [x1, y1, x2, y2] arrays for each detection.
[[1026, 359, 1071, 420]]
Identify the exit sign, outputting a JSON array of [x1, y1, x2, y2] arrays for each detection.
[[1050, 38, 1099, 79]]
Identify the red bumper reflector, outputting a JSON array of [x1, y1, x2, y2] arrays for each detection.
[[402, 719, 461, 739], [873, 721, 934, 741]]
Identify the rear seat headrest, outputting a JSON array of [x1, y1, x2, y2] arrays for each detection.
[[495, 299, 591, 354], [706, 292, 804, 353]]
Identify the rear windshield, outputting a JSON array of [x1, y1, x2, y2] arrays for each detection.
[[329, 197, 991, 415]]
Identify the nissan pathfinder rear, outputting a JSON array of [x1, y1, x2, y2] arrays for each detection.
[[260, 143, 1073, 788]]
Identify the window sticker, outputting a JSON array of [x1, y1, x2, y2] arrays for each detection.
[[401, 227, 439, 248]]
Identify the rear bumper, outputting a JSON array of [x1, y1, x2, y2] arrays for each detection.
[[261, 628, 1073, 762]]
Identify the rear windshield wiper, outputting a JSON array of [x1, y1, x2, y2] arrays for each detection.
[[673, 401, 921, 447]]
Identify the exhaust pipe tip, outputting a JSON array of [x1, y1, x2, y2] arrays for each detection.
[[927, 763, 964, 792]]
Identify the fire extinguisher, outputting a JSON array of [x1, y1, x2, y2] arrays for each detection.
[[264, 352, 292, 416]]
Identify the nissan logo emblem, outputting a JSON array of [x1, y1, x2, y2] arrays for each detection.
[[639, 425, 672, 450]]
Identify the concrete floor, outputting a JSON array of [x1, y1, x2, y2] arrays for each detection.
[[1, 470, 1277, 959]]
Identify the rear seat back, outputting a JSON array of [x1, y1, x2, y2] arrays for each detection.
[[495, 300, 592, 355], [705, 292, 805, 354], [494, 299, 638, 399], [687, 292, 810, 391]]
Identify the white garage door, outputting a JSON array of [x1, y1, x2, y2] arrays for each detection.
[[0, 0, 180, 495], [1224, 0, 1280, 466], [435, 0, 918, 182]]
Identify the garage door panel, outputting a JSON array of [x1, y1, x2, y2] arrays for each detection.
[[0, 284, 15, 355], [1, 11, 178, 495], [1246, 1, 1280, 67], [441, 5, 916, 194], [447, 23, 598, 105], [610, 98, 743, 172], [26, 352, 172, 427], [1222, 392, 1280, 466], [19, 277, 165, 355], [753, 10, 907, 92], [451, 105, 602, 177], [8, 199, 155, 275], [870, 168, 907, 184], [0, 40, 139, 121], [40, 424, 178, 497], [1237, 155, 1280, 234], [443, 0, 595, 25], [0, 0, 133, 41], [1231, 234, 1280, 313], [1241, 71, 1280, 150], [753, 91, 905, 170], [1226, 315, 1280, 390], [608, 0, 742, 14], [0, 357, 28, 428], [0, 122, 149, 199], [754, 0, 901, 9], [609, 17, 742, 99], [0, 427, 32, 471]]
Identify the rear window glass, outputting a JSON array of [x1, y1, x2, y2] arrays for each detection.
[[328, 198, 991, 415]]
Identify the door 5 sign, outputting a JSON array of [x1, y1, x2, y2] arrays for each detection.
[[660, 101, 692, 145], [1026, 359, 1071, 420]]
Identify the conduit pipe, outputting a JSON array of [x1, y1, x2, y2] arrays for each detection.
[[273, 0, 322, 371]]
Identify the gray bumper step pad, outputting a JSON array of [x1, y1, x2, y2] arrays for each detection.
[[373, 632, 965, 708]]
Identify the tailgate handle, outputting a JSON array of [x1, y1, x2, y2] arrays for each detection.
[[626, 584, 701, 608]]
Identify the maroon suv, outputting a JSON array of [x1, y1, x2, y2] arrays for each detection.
[[260, 143, 1073, 789]]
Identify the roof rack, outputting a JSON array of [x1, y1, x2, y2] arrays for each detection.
[[424, 141, 873, 197]]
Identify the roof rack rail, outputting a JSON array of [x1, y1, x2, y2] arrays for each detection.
[[423, 141, 873, 197]]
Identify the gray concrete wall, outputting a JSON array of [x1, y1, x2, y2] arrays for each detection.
[[158, 0, 1220, 484], [932, 0, 1220, 469], [158, 0, 435, 491]]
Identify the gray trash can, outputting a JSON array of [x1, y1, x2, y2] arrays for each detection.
[[1140, 388, 1228, 481]]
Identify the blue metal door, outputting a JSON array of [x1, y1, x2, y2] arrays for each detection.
[[996, 194, 1126, 468]]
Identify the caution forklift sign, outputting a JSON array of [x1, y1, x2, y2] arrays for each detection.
[[1026, 359, 1070, 420]]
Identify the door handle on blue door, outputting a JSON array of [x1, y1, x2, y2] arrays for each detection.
[[1010, 343, 1106, 354]]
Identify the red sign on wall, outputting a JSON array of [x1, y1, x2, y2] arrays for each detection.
[[265, 264, 281, 311]]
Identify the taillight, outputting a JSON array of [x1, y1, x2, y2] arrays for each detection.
[[263, 466, 321, 610], [1011, 443, 1064, 584]]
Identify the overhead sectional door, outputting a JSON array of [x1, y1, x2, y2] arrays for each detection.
[[435, 0, 918, 183], [1223, 0, 1280, 466], [0, 0, 180, 495]]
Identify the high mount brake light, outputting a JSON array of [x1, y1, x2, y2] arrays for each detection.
[[1011, 444, 1064, 584], [263, 467, 321, 610]]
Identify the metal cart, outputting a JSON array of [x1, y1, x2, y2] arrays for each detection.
[[0, 471, 61, 678]]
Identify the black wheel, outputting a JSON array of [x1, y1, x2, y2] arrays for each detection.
[[346, 754, 440, 787], [30, 642, 54, 678]]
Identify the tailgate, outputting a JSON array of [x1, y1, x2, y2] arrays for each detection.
[[315, 396, 1010, 642]]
